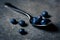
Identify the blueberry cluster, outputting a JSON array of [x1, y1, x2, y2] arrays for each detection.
[[30, 11, 51, 26]]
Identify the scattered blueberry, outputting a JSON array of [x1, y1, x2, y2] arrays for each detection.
[[19, 28, 28, 35], [18, 20, 27, 27], [10, 18, 18, 24]]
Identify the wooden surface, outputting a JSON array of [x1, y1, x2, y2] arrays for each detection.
[[0, 0, 60, 40]]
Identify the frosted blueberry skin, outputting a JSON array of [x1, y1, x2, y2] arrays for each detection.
[[10, 18, 18, 25], [18, 20, 27, 27], [41, 11, 51, 18], [42, 11, 48, 17], [30, 17, 39, 25], [19, 29, 28, 35], [41, 19, 51, 25]]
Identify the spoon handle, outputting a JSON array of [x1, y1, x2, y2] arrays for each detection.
[[4, 2, 32, 19]]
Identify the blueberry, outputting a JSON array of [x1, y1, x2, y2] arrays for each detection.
[[41, 19, 51, 25], [18, 20, 27, 27], [37, 16, 42, 22], [41, 19, 46, 25], [30, 17, 39, 25], [19, 28, 28, 35], [10, 18, 18, 24], [41, 11, 49, 18]]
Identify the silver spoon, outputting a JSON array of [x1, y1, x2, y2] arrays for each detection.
[[4, 2, 51, 26]]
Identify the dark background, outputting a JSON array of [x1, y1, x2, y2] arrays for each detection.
[[0, 0, 60, 40]]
